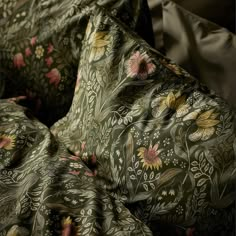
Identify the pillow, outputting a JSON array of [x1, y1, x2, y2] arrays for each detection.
[[162, 0, 236, 111], [147, 0, 235, 49], [0, 0, 153, 126], [51, 7, 236, 235]]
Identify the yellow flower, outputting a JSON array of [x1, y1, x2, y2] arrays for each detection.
[[62, 216, 72, 226], [138, 144, 162, 170], [184, 109, 220, 142], [89, 32, 110, 62], [35, 45, 44, 59], [0, 134, 15, 150], [152, 91, 189, 118]]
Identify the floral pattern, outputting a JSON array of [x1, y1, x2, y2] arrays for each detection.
[[0, 0, 153, 126], [138, 144, 162, 170], [0, 1, 235, 236], [127, 51, 156, 79], [0, 134, 16, 150]]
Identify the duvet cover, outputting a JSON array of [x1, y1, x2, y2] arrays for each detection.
[[0, 1, 235, 236]]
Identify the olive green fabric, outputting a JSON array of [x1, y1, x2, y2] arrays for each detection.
[[0, 0, 153, 126], [51, 7, 236, 236], [0, 2, 235, 236]]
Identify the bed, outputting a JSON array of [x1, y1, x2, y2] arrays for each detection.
[[0, 0, 235, 235]]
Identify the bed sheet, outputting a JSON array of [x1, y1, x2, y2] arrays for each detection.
[[0, 1, 235, 236]]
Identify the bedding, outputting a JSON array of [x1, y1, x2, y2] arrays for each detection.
[[0, 0, 153, 126], [148, 0, 235, 50], [162, 0, 236, 111], [0, 1, 236, 236]]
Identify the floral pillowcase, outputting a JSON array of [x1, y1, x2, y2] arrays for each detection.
[[0, 0, 153, 125], [51, 8, 236, 234]]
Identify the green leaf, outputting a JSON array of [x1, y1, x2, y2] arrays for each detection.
[[130, 175, 136, 180], [174, 143, 187, 161], [156, 168, 183, 189], [209, 166, 214, 175], [198, 199, 205, 206], [197, 178, 208, 187], [134, 161, 139, 169], [149, 171, 154, 180], [137, 170, 142, 175], [200, 184, 207, 193], [144, 173, 148, 181], [126, 133, 134, 160], [191, 167, 198, 172], [191, 161, 198, 166], [150, 183, 155, 190], [143, 184, 148, 191], [194, 173, 202, 178]]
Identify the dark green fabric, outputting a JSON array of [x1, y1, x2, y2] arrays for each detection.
[[0, 0, 153, 126], [0, 1, 235, 236]]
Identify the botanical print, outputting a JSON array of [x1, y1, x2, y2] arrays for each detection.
[[0, 1, 235, 236], [127, 51, 156, 79], [138, 144, 163, 170], [0, 0, 152, 126], [0, 134, 16, 150]]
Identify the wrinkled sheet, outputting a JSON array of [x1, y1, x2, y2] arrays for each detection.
[[0, 2, 236, 236]]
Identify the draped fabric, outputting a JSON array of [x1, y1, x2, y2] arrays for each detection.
[[0, 1, 235, 236]]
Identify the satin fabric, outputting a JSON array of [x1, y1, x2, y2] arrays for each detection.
[[162, 0, 236, 111], [148, 0, 236, 111]]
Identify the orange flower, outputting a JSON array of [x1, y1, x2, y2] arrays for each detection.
[[13, 53, 26, 69], [138, 144, 162, 170]]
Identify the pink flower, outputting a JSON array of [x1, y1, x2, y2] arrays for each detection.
[[0, 134, 16, 150], [30, 36, 37, 46], [25, 47, 32, 57], [75, 72, 81, 91], [13, 53, 26, 69], [68, 171, 80, 175], [62, 217, 72, 236], [46, 68, 61, 88], [68, 156, 79, 161], [7, 96, 27, 103], [127, 51, 156, 79], [74, 151, 80, 157], [186, 228, 195, 236], [47, 43, 54, 54], [85, 170, 97, 177], [81, 141, 86, 151], [45, 57, 53, 67], [91, 153, 96, 165], [138, 144, 162, 170]]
